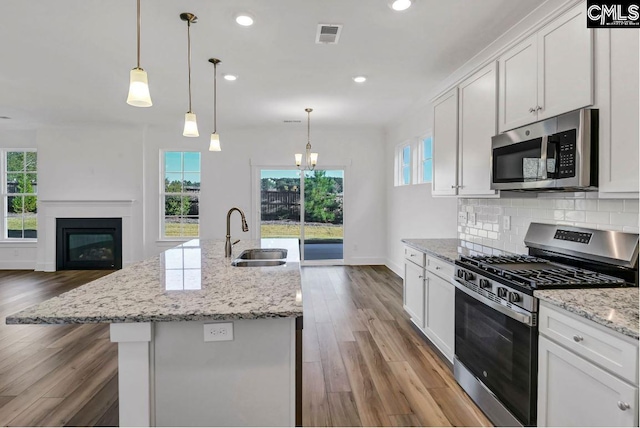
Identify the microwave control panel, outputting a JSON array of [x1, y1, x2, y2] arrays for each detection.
[[555, 129, 577, 178]]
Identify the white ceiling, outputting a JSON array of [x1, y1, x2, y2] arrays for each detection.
[[0, 0, 543, 132]]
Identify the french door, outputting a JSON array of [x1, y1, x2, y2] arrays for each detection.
[[259, 169, 344, 263]]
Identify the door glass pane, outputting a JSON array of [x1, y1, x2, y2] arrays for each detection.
[[260, 170, 301, 239], [304, 170, 343, 261]]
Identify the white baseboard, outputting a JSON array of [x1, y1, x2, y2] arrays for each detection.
[[0, 260, 36, 270], [385, 258, 403, 278], [345, 257, 386, 265]]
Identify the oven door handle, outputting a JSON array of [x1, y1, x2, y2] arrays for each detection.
[[452, 280, 535, 326]]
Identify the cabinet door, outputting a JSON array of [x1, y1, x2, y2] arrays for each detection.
[[432, 88, 459, 196], [424, 273, 454, 362], [538, 336, 638, 427], [537, 2, 593, 120], [458, 62, 498, 196], [596, 29, 640, 194], [403, 261, 425, 328], [498, 34, 538, 132]]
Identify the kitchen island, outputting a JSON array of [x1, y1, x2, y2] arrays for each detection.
[[6, 238, 303, 427]]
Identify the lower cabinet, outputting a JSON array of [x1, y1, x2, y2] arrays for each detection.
[[424, 271, 455, 361], [403, 259, 425, 328], [538, 303, 639, 427], [402, 247, 455, 363]]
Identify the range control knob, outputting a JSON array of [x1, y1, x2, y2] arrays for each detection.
[[457, 269, 465, 279], [509, 292, 521, 303], [464, 271, 475, 281], [497, 287, 509, 299], [479, 279, 491, 289]]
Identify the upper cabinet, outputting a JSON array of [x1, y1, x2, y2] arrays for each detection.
[[458, 62, 498, 196], [595, 29, 640, 194], [498, 2, 593, 132], [432, 88, 459, 196]]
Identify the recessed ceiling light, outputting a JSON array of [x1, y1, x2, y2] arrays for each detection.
[[223, 74, 237, 81], [353, 76, 367, 83], [235, 14, 254, 26], [390, 0, 412, 11]]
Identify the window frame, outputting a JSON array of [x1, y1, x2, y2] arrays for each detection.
[[395, 142, 413, 186], [160, 150, 202, 240], [418, 132, 434, 184], [1, 148, 38, 242]]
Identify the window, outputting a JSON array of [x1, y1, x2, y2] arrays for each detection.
[[420, 135, 433, 183], [395, 144, 412, 186], [2, 150, 37, 239], [162, 151, 201, 238]]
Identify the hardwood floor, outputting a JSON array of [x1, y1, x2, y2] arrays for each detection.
[[0, 266, 491, 427]]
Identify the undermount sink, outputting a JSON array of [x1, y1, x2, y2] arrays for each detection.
[[231, 259, 287, 267], [237, 249, 288, 260]]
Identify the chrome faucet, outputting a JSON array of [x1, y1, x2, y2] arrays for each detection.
[[225, 207, 249, 257]]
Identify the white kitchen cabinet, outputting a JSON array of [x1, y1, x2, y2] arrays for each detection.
[[498, 2, 593, 132], [595, 28, 639, 195], [458, 62, 498, 196], [403, 258, 425, 328], [432, 88, 459, 196], [538, 303, 640, 427], [538, 336, 638, 427], [424, 271, 455, 362]]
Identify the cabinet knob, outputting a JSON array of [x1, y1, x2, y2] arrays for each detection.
[[418, 275, 424, 279], [617, 401, 631, 411], [435, 266, 441, 270], [573, 335, 584, 342], [410, 253, 416, 257], [451, 185, 457, 189], [536, 105, 543, 111], [529, 107, 535, 113]]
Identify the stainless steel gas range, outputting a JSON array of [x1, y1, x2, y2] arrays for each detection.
[[452, 223, 639, 427]]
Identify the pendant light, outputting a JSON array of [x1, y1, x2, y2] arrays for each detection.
[[208, 58, 221, 151], [295, 108, 318, 171], [126, 0, 152, 107], [180, 12, 199, 137]]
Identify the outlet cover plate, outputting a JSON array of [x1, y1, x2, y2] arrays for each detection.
[[204, 322, 234, 342], [469, 212, 476, 225], [503, 215, 511, 231]]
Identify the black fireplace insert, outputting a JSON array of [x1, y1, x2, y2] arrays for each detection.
[[56, 218, 122, 270]]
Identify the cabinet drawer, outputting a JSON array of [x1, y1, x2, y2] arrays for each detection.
[[539, 303, 639, 384], [404, 247, 425, 267], [425, 254, 454, 279]]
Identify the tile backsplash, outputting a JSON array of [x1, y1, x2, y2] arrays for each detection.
[[458, 197, 639, 254]]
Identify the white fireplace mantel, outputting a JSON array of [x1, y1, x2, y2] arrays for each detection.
[[36, 200, 136, 272]]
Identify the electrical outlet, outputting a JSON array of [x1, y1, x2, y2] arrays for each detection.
[[469, 212, 476, 225], [204, 322, 234, 342], [503, 215, 511, 231], [458, 212, 468, 223]]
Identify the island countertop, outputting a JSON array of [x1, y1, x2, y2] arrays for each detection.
[[6, 239, 303, 325]]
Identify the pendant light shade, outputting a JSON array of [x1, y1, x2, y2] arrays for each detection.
[[127, 0, 152, 107], [183, 112, 199, 137], [127, 68, 152, 107], [209, 133, 221, 151], [295, 108, 318, 171], [209, 58, 222, 151], [181, 12, 198, 137]]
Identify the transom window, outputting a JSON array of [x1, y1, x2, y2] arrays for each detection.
[[2, 150, 37, 239], [161, 151, 200, 238]]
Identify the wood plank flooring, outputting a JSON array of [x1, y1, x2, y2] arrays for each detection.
[[0, 266, 492, 427]]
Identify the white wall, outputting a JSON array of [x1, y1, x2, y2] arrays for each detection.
[[144, 124, 387, 264], [384, 103, 458, 276]]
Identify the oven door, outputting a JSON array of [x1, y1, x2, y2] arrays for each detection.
[[454, 287, 537, 426]]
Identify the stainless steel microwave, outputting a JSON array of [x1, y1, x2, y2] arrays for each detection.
[[491, 109, 598, 191]]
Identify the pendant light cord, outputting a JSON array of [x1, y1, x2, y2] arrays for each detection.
[[213, 61, 217, 133], [187, 20, 193, 113], [306, 109, 312, 150], [136, 0, 141, 69]]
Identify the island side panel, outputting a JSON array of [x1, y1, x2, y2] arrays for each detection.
[[154, 318, 296, 427], [110, 322, 153, 427]]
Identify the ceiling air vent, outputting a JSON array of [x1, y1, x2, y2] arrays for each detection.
[[283, 120, 302, 123], [316, 24, 343, 44]]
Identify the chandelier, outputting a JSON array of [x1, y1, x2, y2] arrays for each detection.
[[295, 108, 318, 171]]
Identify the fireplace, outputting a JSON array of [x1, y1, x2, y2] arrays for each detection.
[[56, 218, 122, 270]]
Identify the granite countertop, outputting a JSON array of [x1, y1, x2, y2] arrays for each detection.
[[6, 239, 303, 325], [401, 238, 514, 264], [535, 288, 639, 340]]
